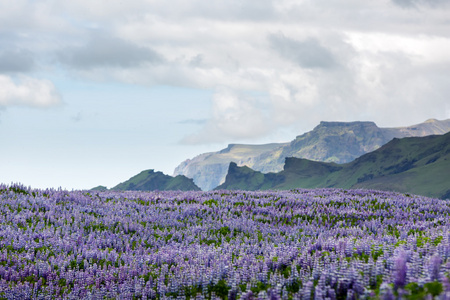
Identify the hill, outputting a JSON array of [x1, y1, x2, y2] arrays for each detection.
[[111, 169, 201, 191], [174, 119, 450, 190], [90, 185, 108, 191], [216, 132, 450, 199]]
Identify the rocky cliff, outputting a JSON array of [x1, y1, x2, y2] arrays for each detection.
[[173, 143, 286, 191]]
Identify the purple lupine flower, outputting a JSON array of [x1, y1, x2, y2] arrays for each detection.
[[429, 254, 442, 281], [394, 251, 408, 289]]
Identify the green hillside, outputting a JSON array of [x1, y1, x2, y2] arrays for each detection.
[[176, 119, 450, 190], [216, 132, 450, 199], [111, 169, 201, 191]]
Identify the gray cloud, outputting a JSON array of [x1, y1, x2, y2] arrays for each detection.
[[188, 54, 204, 68], [194, 0, 276, 21], [58, 33, 164, 70], [268, 33, 337, 69], [392, 0, 450, 8], [0, 49, 35, 73]]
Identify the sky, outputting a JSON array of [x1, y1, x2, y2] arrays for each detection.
[[1, 0, 450, 190]]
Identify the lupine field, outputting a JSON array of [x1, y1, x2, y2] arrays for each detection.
[[1, 184, 450, 299]]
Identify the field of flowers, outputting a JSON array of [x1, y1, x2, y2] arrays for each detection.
[[0, 184, 450, 299]]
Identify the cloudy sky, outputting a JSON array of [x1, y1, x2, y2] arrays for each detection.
[[1, 0, 449, 189]]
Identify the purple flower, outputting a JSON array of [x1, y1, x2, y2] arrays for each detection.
[[429, 254, 442, 281], [394, 251, 408, 289]]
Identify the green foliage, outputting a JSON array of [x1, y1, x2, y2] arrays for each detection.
[[203, 199, 218, 207], [208, 279, 230, 298], [250, 281, 271, 294], [200, 239, 217, 246], [370, 275, 384, 292], [256, 230, 264, 242], [58, 278, 67, 287], [424, 281, 443, 297], [33, 245, 54, 258], [17, 222, 27, 230], [6, 186, 30, 195], [416, 235, 430, 248], [404, 281, 443, 299], [69, 260, 85, 270], [164, 234, 173, 243], [141, 272, 158, 283], [387, 225, 400, 238], [84, 222, 109, 232], [286, 279, 302, 294], [217, 226, 231, 236], [2, 245, 26, 254], [371, 248, 384, 261], [404, 283, 423, 299], [23, 275, 37, 284], [280, 265, 291, 279], [184, 285, 202, 299], [353, 252, 370, 263], [92, 258, 113, 268], [395, 240, 407, 247], [432, 236, 443, 246]]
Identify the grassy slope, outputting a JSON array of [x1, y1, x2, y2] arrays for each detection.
[[351, 140, 450, 199], [217, 133, 450, 199], [218, 163, 267, 190]]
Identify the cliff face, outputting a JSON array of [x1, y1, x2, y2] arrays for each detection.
[[252, 121, 387, 173], [173, 143, 286, 191], [175, 119, 450, 190]]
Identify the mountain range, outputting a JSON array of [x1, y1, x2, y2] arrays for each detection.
[[174, 119, 450, 190], [216, 132, 450, 199]]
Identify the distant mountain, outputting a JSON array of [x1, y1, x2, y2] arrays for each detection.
[[174, 119, 450, 190], [173, 143, 286, 191], [111, 169, 201, 191], [216, 132, 450, 199], [91, 185, 108, 191]]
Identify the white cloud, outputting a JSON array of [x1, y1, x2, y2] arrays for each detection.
[[0, 75, 61, 107], [346, 32, 450, 64], [2, 0, 449, 142], [182, 89, 273, 144]]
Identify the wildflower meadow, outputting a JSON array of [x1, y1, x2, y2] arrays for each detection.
[[1, 184, 450, 299]]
